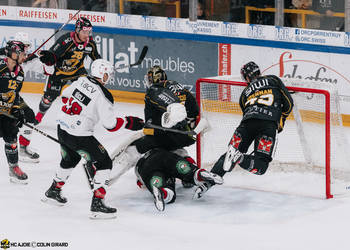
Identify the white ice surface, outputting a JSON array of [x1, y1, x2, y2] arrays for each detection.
[[1, 93, 350, 250]]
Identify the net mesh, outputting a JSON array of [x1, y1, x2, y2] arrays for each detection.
[[196, 77, 350, 198]]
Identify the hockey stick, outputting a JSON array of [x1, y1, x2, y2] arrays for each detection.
[[0, 111, 94, 189], [29, 0, 94, 57], [114, 46, 148, 70], [145, 120, 196, 136]]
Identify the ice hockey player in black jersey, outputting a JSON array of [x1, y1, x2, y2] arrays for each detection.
[[35, 17, 101, 124], [109, 66, 209, 188], [135, 148, 223, 211], [0, 40, 37, 184], [0, 32, 56, 163], [41, 59, 144, 219], [194, 61, 294, 199]]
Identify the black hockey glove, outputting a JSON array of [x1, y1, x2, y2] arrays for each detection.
[[23, 106, 38, 125], [277, 115, 287, 133], [125, 116, 144, 131], [39, 50, 56, 66], [11, 107, 25, 128]]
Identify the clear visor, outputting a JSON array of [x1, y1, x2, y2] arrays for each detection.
[[81, 26, 92, 36]]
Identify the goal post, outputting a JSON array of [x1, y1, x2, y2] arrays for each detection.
[[195, 77, 349, 199]]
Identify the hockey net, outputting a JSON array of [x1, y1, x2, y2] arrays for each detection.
[[196, 77, 350, 199]]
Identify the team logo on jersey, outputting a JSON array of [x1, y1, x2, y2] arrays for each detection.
[[78, 44, 84, 50], [257, 136, 273, 154], [10, 72, 15, 78], [230, 133, 242, 149], [150, 176, 163, 188], [176, 160, 191, 174], [77, 150, 91, 161], [16, 76, 23, 81]]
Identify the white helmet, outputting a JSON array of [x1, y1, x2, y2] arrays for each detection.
[[14, 32, 31, 47], [90, 59, 113, 84]]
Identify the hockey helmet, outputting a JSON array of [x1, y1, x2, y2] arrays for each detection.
[[91, 59, 113, 84], [146, 65, 167, 88], [75, 17, 92, 35], [240, 61, 261, 82], [5, 40, 26, 58]]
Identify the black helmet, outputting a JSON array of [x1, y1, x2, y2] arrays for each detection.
[[5, 40, 25, 58], [75, 17, 92, 34], [240, 61, 261, 82], [146, 66, 167, 87]]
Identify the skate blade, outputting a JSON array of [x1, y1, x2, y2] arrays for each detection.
[[152, 187, 165, 212], [41, 197, 66, 207], [19, 157, 40, 163], [90, 212, 117, 220], [199, 172, 224, 185], [192, 187, 204, 200], [10, 177, 28, 185], [211, 174, 224, 185]]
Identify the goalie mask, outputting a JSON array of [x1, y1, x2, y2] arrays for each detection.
[[91, 59, 113, 84], [146, 66, 167, 88], [240, 61, 261, 82]]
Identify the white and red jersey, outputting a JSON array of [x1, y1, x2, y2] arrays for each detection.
[[57, 76, 123, 136]]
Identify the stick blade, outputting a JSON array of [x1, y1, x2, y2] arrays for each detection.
[[135, 46, 148, 65]]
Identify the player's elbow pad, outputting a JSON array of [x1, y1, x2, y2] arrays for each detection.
[[105, 117, 125, 132]]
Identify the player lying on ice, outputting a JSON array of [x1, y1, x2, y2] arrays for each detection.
[[99, 65, 222, 210], [134, 147, 223, 211]]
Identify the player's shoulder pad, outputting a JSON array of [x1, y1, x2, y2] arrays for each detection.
[[265, 74, 281, 81], [165, 80, 186, 92], [0, 47, 5, 56], [0, 58, 6, 66], [87, 76, 114, 104]]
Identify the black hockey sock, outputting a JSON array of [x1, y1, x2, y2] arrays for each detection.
[[211, 153, 227, 177], [5, 141, 18, 165]]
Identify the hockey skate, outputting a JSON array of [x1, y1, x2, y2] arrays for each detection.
[[19, 145, 40, 163], [193, 182, 213, 200], [42, 181, 67, 206], [152, 186, 165, 212], [192, 169, 224, 200], [90, 196, 117, 219], [223, 145, 243, 172], [9, 165, 28, 184]]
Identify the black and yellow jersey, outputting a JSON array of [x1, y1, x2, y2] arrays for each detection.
[[0, 58, 24, 114], [144, 80, 199, 126], [239, 75, 294, 123], [50, 32, 101, 76]]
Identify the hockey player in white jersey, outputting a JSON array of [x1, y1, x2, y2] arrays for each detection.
[[42, 59, 144, 219]]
